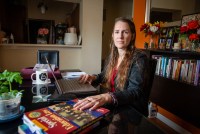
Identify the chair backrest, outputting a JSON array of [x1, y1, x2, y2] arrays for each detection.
[[143, 58, 157, 101], [37, 50, 59, 68]]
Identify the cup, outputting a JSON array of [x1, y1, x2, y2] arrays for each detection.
[[31, 69, 48, 84], [31, 84, 48, 96], [64, 33, 78, 45]]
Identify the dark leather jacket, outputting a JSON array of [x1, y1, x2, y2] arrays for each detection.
[[93, 49, 149, 116]]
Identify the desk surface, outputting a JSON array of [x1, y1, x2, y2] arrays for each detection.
[[0, 80, 167, 134]]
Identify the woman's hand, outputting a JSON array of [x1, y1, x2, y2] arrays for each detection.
[[73, 93, 112, 111], [78, 74, 96, 84]]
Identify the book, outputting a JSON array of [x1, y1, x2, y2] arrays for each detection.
[[61, 72, 86, 79], [22, 99, 110, 134], [194, 60, 200, 86], [18, 124, 37, 134], [18, 122, 100, 134], [33, 64, 56, 72]]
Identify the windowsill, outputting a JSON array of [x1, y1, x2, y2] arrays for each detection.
[[0, 43, 82, 48]]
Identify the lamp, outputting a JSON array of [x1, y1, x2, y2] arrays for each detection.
[[38, 1, 48, 14]]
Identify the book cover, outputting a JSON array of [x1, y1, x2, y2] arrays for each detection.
[[23, 107, 78, 134], [194, 60, 200, 86], [23, 99, 110, 134], [174, 60, 183, 81], [48, 99, 110, 133]]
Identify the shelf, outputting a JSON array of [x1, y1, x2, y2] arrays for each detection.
[[150, 75, 200, 128], [154, 74, 199, 87], [143, 49, 200, 128], [143, 49, 200, 59], [0, 44, 82, 48]]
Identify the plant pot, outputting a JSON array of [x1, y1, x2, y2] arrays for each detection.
[[0, 96, 21, 119]]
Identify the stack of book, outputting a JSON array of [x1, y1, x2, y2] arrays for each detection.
[[18, 99, 110, 134], [152, 55, 200, 86], [33, 64, 56, 72]]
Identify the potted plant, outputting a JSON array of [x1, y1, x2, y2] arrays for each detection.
[[0, 70, 23, 119]]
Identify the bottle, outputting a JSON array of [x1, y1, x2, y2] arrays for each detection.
[[10, 33, 14, 44], [148, 102, 158, 118]]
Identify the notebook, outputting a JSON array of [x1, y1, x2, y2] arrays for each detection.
[[45, 57, 98, 97]]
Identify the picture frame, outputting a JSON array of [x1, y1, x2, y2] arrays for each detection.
[[181, 12, 200, 26], [166, 27, 175, 38], [158, 26, 178, 50], [158, 38, 166, 50], [160, 27, 168, 38], [165, 38, 173, 50]]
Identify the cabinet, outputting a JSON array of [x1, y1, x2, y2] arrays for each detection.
[[143, 49, 200, 128]]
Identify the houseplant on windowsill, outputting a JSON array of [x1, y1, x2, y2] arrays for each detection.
[[0, 70, 23, 120]]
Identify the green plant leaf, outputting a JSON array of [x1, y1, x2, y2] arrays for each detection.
[[0, 86, 9, 94], [0, 70, 23, 99]]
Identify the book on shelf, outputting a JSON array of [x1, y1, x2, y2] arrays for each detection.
[[194, 60, 200, 86], [33, 64, 56, 72], [22, 99, 110, 134]]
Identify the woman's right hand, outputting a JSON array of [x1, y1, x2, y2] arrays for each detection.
[[78, 74, 96, 84]]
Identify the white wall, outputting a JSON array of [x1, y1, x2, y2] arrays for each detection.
[[102, 0, 133, 61], [151, 0, 196, 16], [80, 0, 103, 74]]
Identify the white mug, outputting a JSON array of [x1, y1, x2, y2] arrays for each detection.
[[31, 69, 48, 84], [31, 84, 48, 96]]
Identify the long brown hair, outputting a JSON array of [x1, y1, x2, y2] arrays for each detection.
[[103, 17, 136, 90]]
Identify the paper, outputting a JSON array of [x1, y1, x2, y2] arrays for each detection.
[[62, 72, 86, 79], [33, 64, 55, 72]]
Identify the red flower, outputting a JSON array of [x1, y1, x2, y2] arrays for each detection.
[[189, 33, 199, 41], [140, 21, 164, 37], [188, 20, 199, 30], [180, 26, 188, 33], [140, 24, 149, 32], [38, 28, 49, 35], [180, 20, 200, 42]]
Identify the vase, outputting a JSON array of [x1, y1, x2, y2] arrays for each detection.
[[180, 35, 191, 51], [0, 96, 21, 119], [37, 35, 47, 44], [144, 42, 148, 49], [149, 35, 158, 49]]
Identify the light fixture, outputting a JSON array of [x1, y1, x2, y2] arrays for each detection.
[[37, 0, 48, 14]]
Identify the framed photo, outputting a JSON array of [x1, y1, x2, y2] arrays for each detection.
[[160, 27, 168, 38], [166, 27, 175, 38], [158, 26, 178, 50], [165, 38, 173, 50], [181, 12, 200, 26], [158, 38, 166, 50]]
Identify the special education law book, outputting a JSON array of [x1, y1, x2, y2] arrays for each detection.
[[22, 99, 110, 134]]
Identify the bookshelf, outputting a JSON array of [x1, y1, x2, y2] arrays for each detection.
[[143, 49, 200, 128]]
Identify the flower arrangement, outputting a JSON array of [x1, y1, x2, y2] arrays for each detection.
[[140, 21, 165, 37], [38, 28, 49, 37], [37, 28, 49, 44], [180, 20, 200, 43]]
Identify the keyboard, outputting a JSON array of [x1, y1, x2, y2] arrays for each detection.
[[57, 79, 97, 93]]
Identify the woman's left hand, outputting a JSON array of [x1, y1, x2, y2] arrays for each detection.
[[73, 93, 112, 111]]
